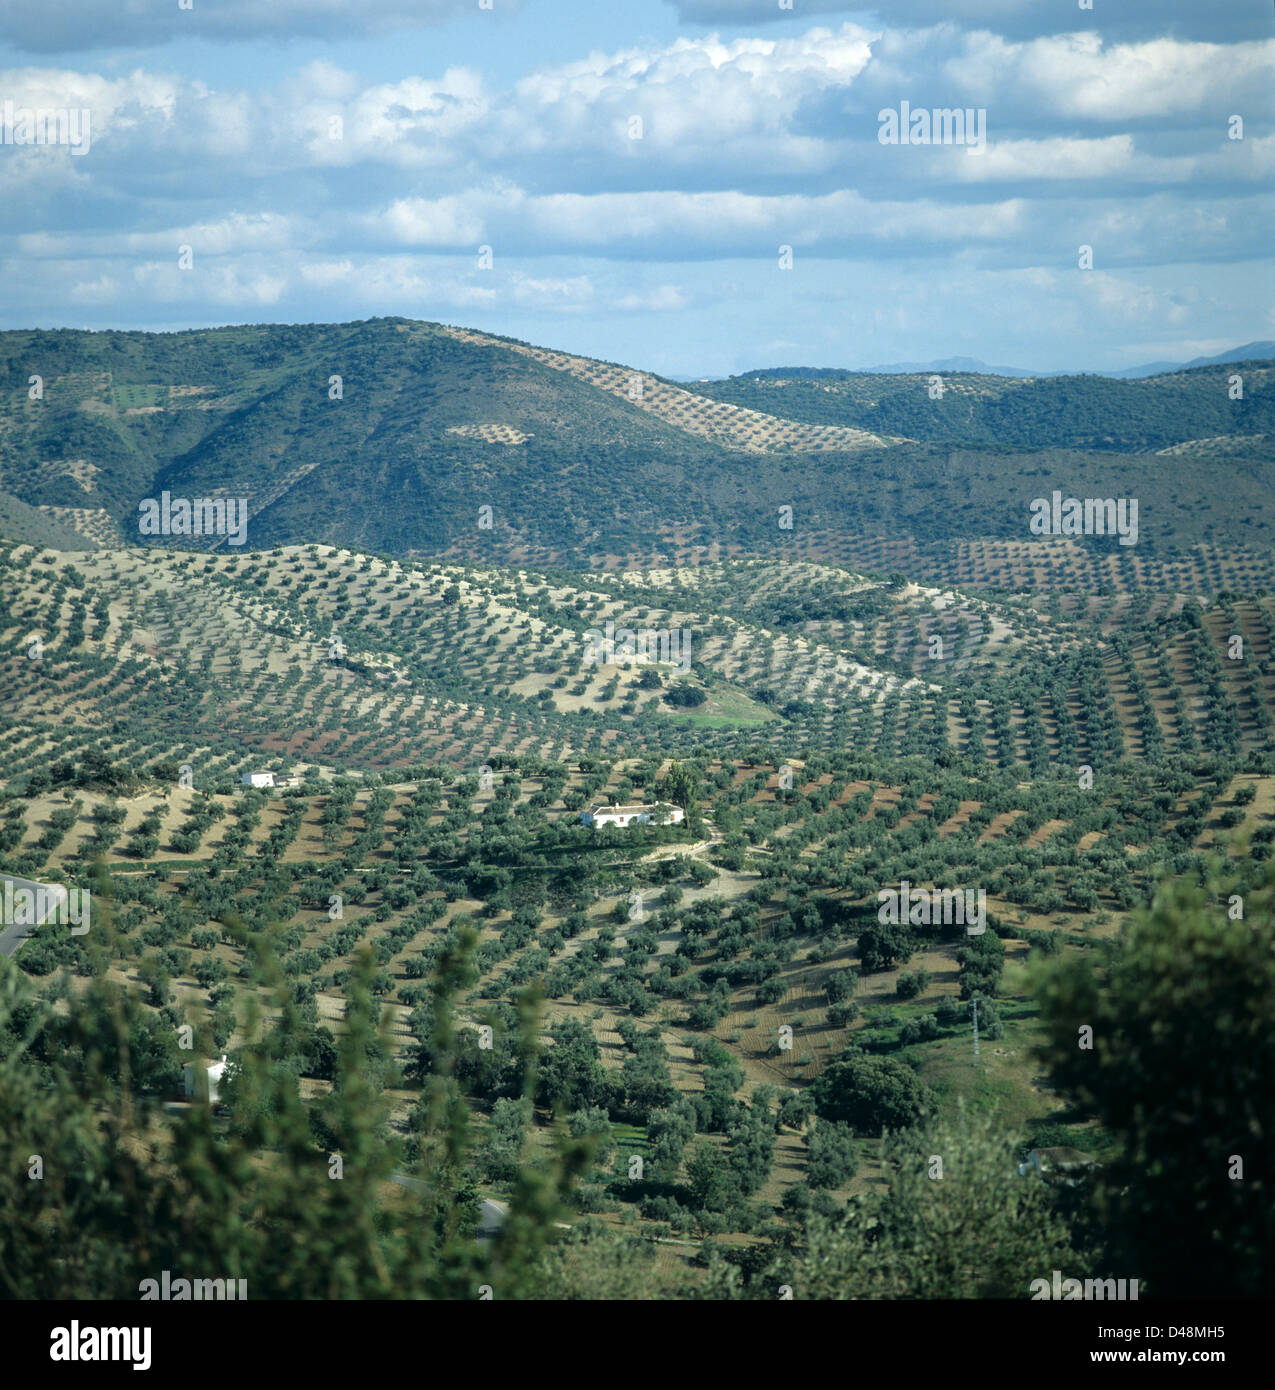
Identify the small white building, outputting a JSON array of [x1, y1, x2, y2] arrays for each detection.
[[241, 771, 275, 788], [580, 802, 684, 828], [183, 1055, 229, 1104], [1017, 1147, 1100, 1185]]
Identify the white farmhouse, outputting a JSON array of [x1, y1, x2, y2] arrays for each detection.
[[241, 771, 275, 788], [183, 1055, 230, 1104], [580, 802, 684, 828]]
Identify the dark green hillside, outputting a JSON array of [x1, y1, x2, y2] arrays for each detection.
[[694, 363, 1275, 452], [0, 319, 807, 557], [0, 319, 1272, 571], [194, 322, 770, 556]]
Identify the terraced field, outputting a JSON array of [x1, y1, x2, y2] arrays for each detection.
[[1, 546, 1270, 801], [437, 324, 897, 454], [10, 730, 1263, 1247], [2, 328, 1272, 1297]]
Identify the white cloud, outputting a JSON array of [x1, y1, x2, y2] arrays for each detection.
[[0, 1, 500, 53], [506, 273, 595, 308], [613, 284, 690, 312], [947, 33, 1275, 121], [375, 196, 491, 247], [16, 212, 301, 260], [500, 26, 875, 165], [670, 1, 1264, 43], [0, 15, 1267, 363], [518, 187, 1026, 249]]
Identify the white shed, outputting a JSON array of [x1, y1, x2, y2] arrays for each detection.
[[183, 1055, 229, 1104], [580, 802, 684, 828]]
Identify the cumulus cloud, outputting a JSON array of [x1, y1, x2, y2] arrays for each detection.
[[0, 10, 1268, 369], [945, 32, 1275, 122], [0, 0, 512, 53], [375, 195, 493, 247], [511, 187, 1028, 255], [669, 1, 1267, 42]]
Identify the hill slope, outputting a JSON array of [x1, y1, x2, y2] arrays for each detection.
[[1, 319, 1273, 587]]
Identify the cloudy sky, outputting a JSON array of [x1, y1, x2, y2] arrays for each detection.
[[1, 1, 1271, 376]]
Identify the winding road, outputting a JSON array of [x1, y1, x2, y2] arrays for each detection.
[[0, 874, 71, 957]]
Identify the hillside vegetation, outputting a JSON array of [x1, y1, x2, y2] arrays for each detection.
[[2, 320, 1273, 1300], [3, 320, 1273, 584]]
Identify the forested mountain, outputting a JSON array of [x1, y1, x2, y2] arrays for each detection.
[[2, 320, 1272, 579], [698, 360, 1275, 451]]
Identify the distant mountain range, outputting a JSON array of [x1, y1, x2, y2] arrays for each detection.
[[1106, 343, 1275, 379], [718, 342, 1275, 383]]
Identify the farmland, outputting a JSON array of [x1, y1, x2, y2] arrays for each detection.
[[1, 321, 1272, 1301]]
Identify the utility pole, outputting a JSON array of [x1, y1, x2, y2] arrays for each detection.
[[971, 997, 980, 1057]]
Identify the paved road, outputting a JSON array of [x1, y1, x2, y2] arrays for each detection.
[[0, 874, 71, 957]]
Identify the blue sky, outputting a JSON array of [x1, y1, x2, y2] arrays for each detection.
[[1, 1, 1271, 376]]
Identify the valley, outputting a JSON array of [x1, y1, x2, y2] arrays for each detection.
[[1, 320, 1271, 1301]]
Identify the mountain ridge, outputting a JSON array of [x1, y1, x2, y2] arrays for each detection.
[[1, 317, 1272, 579], [728, 342, 1275, 381]]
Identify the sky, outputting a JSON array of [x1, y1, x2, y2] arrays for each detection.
[[1, 0, 1271, 377]]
